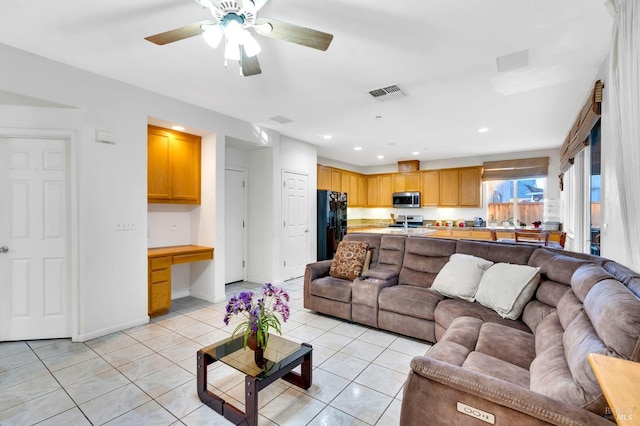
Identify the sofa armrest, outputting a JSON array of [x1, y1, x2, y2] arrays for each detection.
[[403, 356, 611, 426], [305, 260, 333, 281], [361, 268, 399, 281]]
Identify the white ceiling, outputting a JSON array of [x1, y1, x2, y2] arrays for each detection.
[[0, 0, 612, 166]]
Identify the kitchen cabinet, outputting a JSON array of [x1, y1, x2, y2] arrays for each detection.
[[148, 245, 214, 317], [367, 175, 380, 207], [331, 169, 342, 192], [378, 174, 393, 207], [459, 167, 481, 206], [342, 172, 363, 206], [392, 172, 421, 193], [317, 165, 332, 190], [439, 169, 459, 206], [348, 173, 358, 206], [358, 175, 367, 207], [148, 125, 201, 204], [421, 170, 440, 206], [438, 166, 481, 207]]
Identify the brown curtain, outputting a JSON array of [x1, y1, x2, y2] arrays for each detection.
[[560, 80, 604, 172], [482, 157, 549, 181]]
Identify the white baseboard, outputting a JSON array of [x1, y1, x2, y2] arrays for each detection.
[[189, 289, 227, 304], [171, 289, 190, 300], [74, 315, 149, 342]]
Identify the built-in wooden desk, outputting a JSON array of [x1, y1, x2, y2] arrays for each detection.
[[588, 353, 640, 425], [147, 245, 214, 317]]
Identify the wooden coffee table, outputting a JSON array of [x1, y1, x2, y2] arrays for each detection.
[[197, 334, 312, 426]]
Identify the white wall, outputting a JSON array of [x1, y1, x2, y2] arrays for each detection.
[[0, 43, 279, 340]]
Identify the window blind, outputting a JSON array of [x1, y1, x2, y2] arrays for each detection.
[[560, 80, 603, 172], [482, 157, 549, 181]]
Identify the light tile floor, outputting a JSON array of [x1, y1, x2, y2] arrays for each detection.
[[0, 278, 432, 425]]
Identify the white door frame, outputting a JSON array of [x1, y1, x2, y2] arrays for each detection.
[[281, 168, 310, 280], [0, 127, 79, 341], [225, 166, 248, 284]]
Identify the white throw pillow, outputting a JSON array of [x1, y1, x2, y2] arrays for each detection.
[[431, 254, 494, 302], [475, 263, 541, 320]]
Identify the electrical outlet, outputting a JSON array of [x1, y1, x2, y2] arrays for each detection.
[[171, 224, 177, 232], [116, 222, 136, 231]]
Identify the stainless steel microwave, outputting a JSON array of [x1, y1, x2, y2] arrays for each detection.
[[392, 192, 421, 208]]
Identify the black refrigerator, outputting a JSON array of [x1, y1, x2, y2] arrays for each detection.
[[317, 190, 348, 261]]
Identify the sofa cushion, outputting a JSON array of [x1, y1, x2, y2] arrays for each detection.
[[457, 239, 535, 265], [583, 278, 640, 361], [462, 351, 530, 388], [475, 322, 535, 370], [329, 240, 369, 281], [434, 298, 532, 336], [399, 238, 457, 289], [378, 286, 444, 321], [475, 263, 541, 319], [309, 275, 353, 303], [431, 254, 494, 302]]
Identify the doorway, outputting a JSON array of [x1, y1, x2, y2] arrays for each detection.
[[282, 170, 310, 279], [225, 168, 246, 284], [0, 135, 72, 341]]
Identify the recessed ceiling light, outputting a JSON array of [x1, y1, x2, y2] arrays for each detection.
[[323, 135, 333, 140], [354, 146, 362, 151], [172, 125, 185, 131], [412, 151, 420, 155], [478, 127, 489, 133], [377, 155, 384, 159]]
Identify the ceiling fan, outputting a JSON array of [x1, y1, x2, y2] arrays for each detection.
[[144, 0, 334, 77]]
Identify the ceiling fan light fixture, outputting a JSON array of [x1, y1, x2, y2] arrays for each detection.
[[224, 40, 241, 61], [254, 22, 273, 34], [223, 16, 245, 44], [202, 25, 223, 48], [242, 32, 261, 57]]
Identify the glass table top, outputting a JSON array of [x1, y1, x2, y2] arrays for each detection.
[[202, 334, 310, 379]]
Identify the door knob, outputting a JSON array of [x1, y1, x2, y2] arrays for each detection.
[[0, 246, 8, 254]]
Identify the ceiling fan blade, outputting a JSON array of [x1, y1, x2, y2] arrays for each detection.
[[254, 18, 333, 51], [145, 20, 214, 45], [240, 46, 262, 76]]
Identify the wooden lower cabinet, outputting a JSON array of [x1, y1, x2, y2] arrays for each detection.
[[148, 256, 171, 317], [147, 245, 214, 317]]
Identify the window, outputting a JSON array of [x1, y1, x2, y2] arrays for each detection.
[[486, 178, 546, 227]]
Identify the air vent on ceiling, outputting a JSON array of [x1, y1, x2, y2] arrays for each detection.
[[368, 84, 406, 101], [270, 115, 293, 124], [497, 50, 530, 73]]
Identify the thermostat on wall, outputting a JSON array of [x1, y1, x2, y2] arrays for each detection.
[[95, 129, 116, 145]]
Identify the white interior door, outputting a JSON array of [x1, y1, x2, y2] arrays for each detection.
[[225, 168, 246, 284], [0, 137, 70, 341], [283, 171, 309, 279]]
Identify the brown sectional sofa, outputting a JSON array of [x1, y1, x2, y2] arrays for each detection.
[[303, 233, 640, 425]]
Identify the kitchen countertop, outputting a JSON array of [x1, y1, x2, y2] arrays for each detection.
[[349, 227, 437, 236]]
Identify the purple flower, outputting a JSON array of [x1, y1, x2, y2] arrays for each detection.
[[223, 283, 290, 347]]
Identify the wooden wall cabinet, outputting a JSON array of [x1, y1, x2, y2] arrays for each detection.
[[148, 125, 201, 204], [357, 175, 367, 207], [331, 169, 342, 192], [438, 166, 481, 207], [459, 167, 481, 206], [421, 170, 440, 206], [378, 174, 393, 207], [392, 172, 421, 193], [317, 165, 332, 190], [367, 175, 379, 207]]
